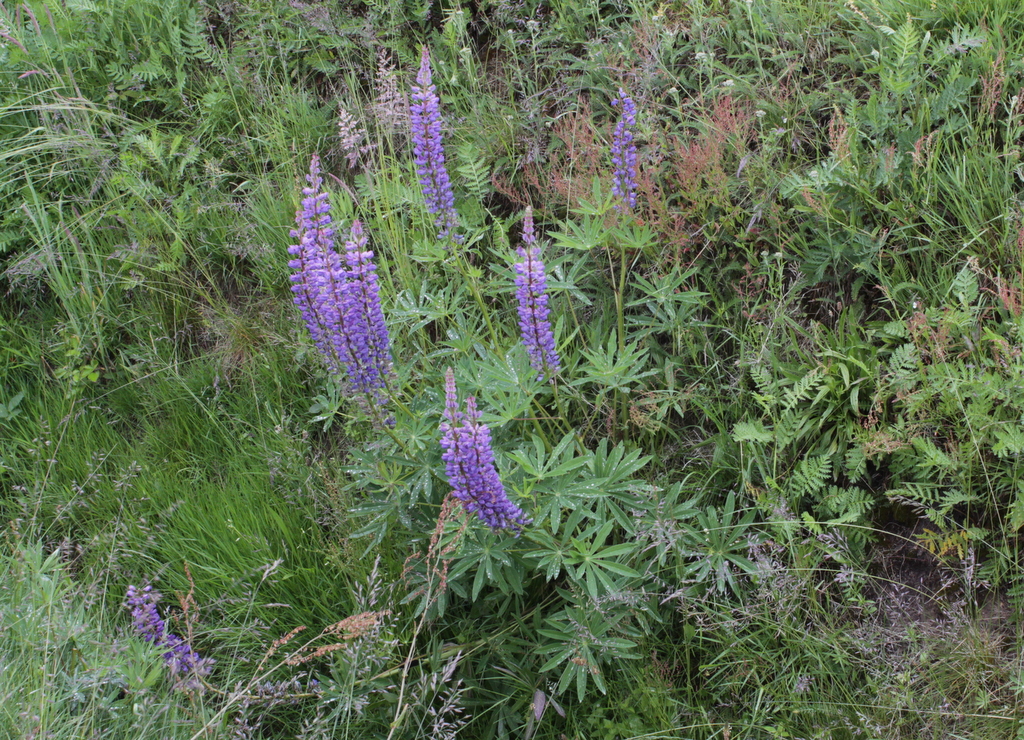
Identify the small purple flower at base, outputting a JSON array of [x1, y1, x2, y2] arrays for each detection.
[[125, 585, 213, 687], [514, 207, 559, 379], [440, 369, 531, 534], [410, 47, 461, 242], [610, 88, 638, 211], [126, 584, 165, 643]]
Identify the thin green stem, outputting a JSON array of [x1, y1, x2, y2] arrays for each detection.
[[449, 249, 500, 350], [610, 227, 630, 438]]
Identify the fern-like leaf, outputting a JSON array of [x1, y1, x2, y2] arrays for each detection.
[[789, 454, 832, 500], [456, 142, 491, 201], [991, 422, 1024, 458], [775, 409, 811, 448], [911, 436, 957, 471], [782, 368, 822, 411], [949, 263, 979, 307]]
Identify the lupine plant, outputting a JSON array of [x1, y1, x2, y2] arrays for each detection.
[[439, 367, 531, 533], [288, 156, 392, 403], [289, 78, 693, 713], [610, 88, 638, 211], [125, 585, 212, 687], [12, 4, 1024, 735], [514, 206, 560, 379], [410, 46, 460, 241], [287, 155, 335, 368], [340, 220, 393, 398]]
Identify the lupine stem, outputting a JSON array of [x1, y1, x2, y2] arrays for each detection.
[[615, 240, 629, 438], [452, 250, 501, 350], [608, 89, 639, 435]]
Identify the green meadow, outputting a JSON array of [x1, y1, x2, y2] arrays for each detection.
[[2, 0, 1024, 737]]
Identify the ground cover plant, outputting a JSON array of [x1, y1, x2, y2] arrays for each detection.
[[3, 0, 1024, 737]]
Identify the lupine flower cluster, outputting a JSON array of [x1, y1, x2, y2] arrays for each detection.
[[288, 155, 334, 366], [125, 585, 212, 685], [341, 220, 392, 397], [610, 88, 638, 211], [440, 368, 531, 533], [514, 207, 560, 378], [288, 155, 392, 400], [410, 47, 460, 241]]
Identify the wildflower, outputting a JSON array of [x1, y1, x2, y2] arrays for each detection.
[[410, 47, 460, 241], [126, 584, 166, 642], [125, 585, 213, 684], [440, 369, 531, 533], [288, 154, 336, 369], [442, 365, 463, 428], [513, 207, 559, 378], [342, 220, 392, 396], [610, 88, 638, 211], [288, 157, 392, 400]]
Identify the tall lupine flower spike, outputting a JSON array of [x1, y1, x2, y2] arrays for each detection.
[[440, 368, 531, 534], [288, 155, 359, 381], [514, 207, 560, 378], [610, 88, 638, 211], [288, 157, 393, 404], [342, 220, 392, 396], [410, 47, 460, 241], [288, 155, 337, 370], [125, 585, 213, 687]]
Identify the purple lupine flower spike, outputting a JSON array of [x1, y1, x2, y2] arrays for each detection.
[[288, 157, 393, 405], [288, 155, 337, 370], [126, 584, 166, 644], [125, 585, 213, 684], [610, 88, 638, 211], [343, 220, 392, 395], [442, 367, 463, 429], [321, 242, 363, 387], [440, 370, 531, 533], [410, 47, 460, 241], [288, 155, 360, 381], [514, 207, 559, 378]]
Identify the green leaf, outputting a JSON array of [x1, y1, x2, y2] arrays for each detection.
[[733, 420, 774, 443]]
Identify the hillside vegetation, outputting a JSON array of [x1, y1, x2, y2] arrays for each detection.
[[2, 0, 1024, 737]]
